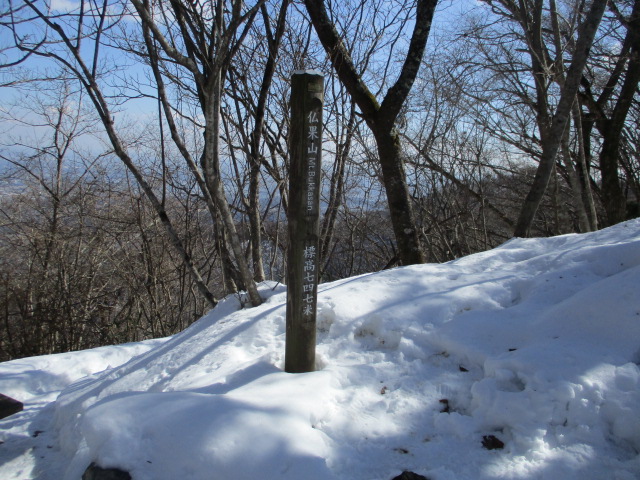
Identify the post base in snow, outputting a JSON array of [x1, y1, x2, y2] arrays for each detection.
[[82, 463, 131, 480], [0, 393, 23, 419]]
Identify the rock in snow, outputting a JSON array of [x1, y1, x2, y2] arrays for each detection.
[[82, 463, 131, 480]]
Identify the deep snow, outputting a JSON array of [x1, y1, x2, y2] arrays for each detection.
[[1, 219, 640, 480]]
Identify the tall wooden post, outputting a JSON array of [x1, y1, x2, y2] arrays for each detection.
[[285, 71, 324, 373]]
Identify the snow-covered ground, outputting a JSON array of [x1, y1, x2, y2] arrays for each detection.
[[1, 219, 640, 480]]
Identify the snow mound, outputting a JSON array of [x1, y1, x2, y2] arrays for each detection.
[[1, 219, 639, 480]]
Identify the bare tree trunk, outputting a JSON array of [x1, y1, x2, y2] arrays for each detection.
[[132, 0, 265, 306], [599, 0, 640, 224], [560, 116, 592, 232], [373, 126, 426, 264], [320, 103, 356, 273], [572, 102, 599, 230], [304, 0, 438, 265], [514, 0, 608, 236], [248, 0, 291, 283], [203, 70, 263, 307], [577, 0, 640, 226], [550, 0, 591, 233]]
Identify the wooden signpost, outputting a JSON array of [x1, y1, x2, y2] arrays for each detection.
[[285, 71, 324, 373]]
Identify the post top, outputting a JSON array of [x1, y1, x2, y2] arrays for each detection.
[[293, 69, 323, 77]]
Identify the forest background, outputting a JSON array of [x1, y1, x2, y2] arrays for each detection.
[[0, 0, 638, 360]]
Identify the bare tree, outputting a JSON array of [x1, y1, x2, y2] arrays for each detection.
[[6, 0, 282, 307], [0, 85, 123, 356], [303, 0, 439, 265], [8, 0, 222, 308], [0, 82, 230, 359], [476, 0, 608, 236], [579, 0, 640, 225], [128, 0, 265, 306]]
